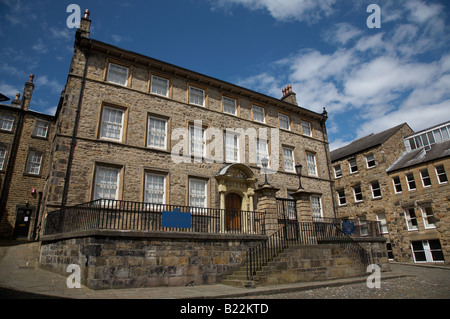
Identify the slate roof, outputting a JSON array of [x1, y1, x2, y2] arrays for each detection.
[[330, 123, 408, 162], [387, 140, 450, 173]]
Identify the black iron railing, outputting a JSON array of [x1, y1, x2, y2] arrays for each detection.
[[246, 220, 377, 280], [313, 217, 381, 238], [43, 199, 265, 236]]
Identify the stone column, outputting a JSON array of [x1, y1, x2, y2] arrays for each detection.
[[218, 184, 226, 233], [255, 184, 280, 236], [290, 190, 313, 223]]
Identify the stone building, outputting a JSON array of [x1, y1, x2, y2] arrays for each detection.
[[0, 75, 55, 240], [331, 121, 450, 264], [41, 11, 335, 227]]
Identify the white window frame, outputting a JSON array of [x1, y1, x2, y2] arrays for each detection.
[[107, 63, 129, 86], [411, 240, 445, 263], [353, 185, 363, 202], [147, 116, 168, 150], [334, 165, 342, 179], [33, 120, 49, 138], [406, 173, 416, 191], [279, 113, 290, 130], [189, 178, 207, 208], [93, 166, 121, 201], [365, 153, 376, 168], [189, 125, 206, 157], [252, 105, 265, 123], [306, 152, 317, 176], [420, 169, 432, 188], [256, 138, 269, 168], [0, 115, 14, 132], [223, 96, 237, 116], [311, 196, 322, 219], [358, 217, 369, 236], [150, 75, 169, 97], [282, 147, 295, 173], [301, 121, 312, 137], [376, 212, 388, 234], [100, 106, 125, 142], [225, 131, 240, 163], [144, 172, 166, 205], [404, 208, 418, 231], [189, 86, 205, 107], [25, 151, 43, 175], [370, 181, 382, 199], [392, 176, 402, 194], [349, 158, 358, 174], [421, 206, 436, 229], [337, 189, 346, 206], [0, 147, 7, 171], [435, 165, 448, 184]]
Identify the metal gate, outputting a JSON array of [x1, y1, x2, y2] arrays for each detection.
[[276, 198, 298, 239]]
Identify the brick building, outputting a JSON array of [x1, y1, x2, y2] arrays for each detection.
[[331, 121, 450, 264], [0, 75, 55, 239]]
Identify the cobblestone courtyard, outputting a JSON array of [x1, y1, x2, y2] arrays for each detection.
[[243, 263, 450, 299]]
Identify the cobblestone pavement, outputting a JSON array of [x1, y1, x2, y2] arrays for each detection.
[[242, 264, 450, 299]]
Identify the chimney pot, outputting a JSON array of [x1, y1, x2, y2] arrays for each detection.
[[84, 9, 90, 19], [28, 74, 34, 83]]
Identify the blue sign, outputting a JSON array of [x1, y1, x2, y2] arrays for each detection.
[[342, 221, 355, 234], [162, 208, 191, 229]]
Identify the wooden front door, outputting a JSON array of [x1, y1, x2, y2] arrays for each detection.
[[225, 193, 242, 231]]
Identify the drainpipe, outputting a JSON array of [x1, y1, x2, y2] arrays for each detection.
[[320, 108, 338, 219], [61, 38, 92, 210]]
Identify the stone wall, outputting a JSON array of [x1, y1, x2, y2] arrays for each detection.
[[40, 230, 265, 289]]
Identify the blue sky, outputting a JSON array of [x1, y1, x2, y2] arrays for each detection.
[[0, 0, 449, 150]]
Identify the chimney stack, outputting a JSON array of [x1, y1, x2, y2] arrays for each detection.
[[11, 93, 21, 107], [78, 9, 91, 37], [22, 74, 35, 111], [281, 84, 298, 106]]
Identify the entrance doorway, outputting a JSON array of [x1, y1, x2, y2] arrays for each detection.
[[225, 193, 242, 231], [13, 208, 33, 239]]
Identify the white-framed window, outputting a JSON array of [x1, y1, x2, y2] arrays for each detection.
[[33, 121, 49, 138], [406, 173, 416, 191], [306, 152, 317, 176], [301, 121, 312, 137], [256, 138, 269, 167], [93, 166, 120, 201], [150, 75, 169, 97], [189, 86, 205, 107], [349, 158, 358, 174], [376, 212, 388, 234], [223, 96, 237, 116], [279, 113, 290, 130], [420, 169, 432, 188], [144, 172, 166, 205], [147, 116, 168, 150], [411, 240, 444, 263], [25, 151, 43, 175], [282, 147, 295, 173], [0, 115, 14, 131], [225, 131, 240, 163], [311, 195, 322, 219], [421, 206, 436, 229], [404, 208, 418, 231], [100, 106, 125, 142], [353, 185, 363, 202], [334, 165, 342, 178], [358, 217, 369, 236], [435, 165, 448, 184], [189, 178, 207, 208], [366, 153, 376, 168], [252, 105, 265, 123], [392, 176, 402, 194], [370, 181, 382, 198], [189, 125, 206, 157], [337, 189, 346, 206], [0, 146, 7, 171], [107, 63, 129, 86]]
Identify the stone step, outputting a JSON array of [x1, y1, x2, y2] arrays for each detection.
[[221, 279, 255, 288]]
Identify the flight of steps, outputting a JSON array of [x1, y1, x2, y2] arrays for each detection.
[[222, 244, 366, 288]]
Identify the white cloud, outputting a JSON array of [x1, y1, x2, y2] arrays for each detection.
[[0, 81, 20, 98], [212, 0, 336, 23], [34, 75, 63, 94]]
